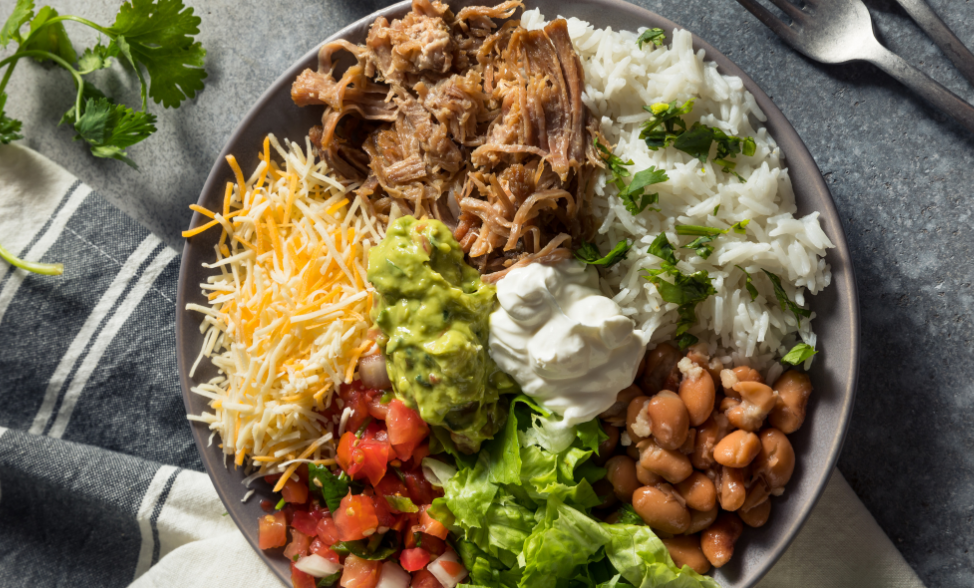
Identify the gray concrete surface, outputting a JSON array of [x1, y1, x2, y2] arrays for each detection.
[[2, 0, 973, 585]]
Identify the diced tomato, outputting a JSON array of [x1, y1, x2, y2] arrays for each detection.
[[410, 443, 430, 466], [372, 491, 398, 529], [419, 508, 449, 540], [374, 472, 409, 500], [258, 511, 287, 550], [291, 564, 317, 588], [309, 538, 341, 563], [316, 515, 342, 546], [421, 534, 446, 558], [386, 400, 429, 460], [400, 548, 431, 572], [367, 393, 390, 420], [284, 529, 312, 560], [260, 499, 274, 512], [410, 569, 444, 588], [334, 493, 379, 541], [340, 381, 384, 435], [439, 559, 466, 577], [341, 554, 381, 588], [336, 429, 391, 486], [291, 511, 319, 536], [403, 469, 434, 506]]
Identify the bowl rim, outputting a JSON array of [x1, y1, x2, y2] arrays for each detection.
[[176, 1, 860, 586]]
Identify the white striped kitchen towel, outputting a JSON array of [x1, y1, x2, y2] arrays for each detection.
[[0, 144, 924, 588]]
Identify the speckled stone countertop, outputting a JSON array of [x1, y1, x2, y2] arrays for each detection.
[[3, 0, 973, 585]]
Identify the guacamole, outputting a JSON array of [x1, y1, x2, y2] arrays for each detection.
[[367, 216, 515, 452]]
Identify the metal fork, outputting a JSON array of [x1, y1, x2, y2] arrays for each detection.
[[734, 0, 974, 133]]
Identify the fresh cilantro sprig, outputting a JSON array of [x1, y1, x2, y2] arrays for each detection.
[[782, 342, 817, 365], [0, 0, 207, 274], [574, 239, 631, 267], [736, 265, 759, 301], [675, 220, 750, 259], [640, 100, 756, 181], [644, 233, 718, 349], [0, 0, 206, 160], [636, 27, 666, 49], [594, 137, 669, 215]]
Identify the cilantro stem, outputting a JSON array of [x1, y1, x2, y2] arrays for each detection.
[[2, 50, 86, 124], [18, 15, 113, 47], [0, 241, 63, 276]]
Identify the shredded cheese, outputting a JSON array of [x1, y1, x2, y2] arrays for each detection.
[[186, 134, 387, 476]]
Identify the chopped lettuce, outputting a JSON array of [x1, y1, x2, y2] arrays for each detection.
[[433, 395, 718, 588]]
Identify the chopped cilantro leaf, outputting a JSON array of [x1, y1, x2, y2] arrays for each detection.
[[782, 342, 818, 365], [736, 265, 759, 301], [274, 497, 285, 510], [682, 235, 717, 259], [672, 123, 714, 163], [594, 137, 633, 178], [317, 572, 342, 587], [763, 270, 811, 326], [647, 232, 677, 266], [575, 239, 630, 267], [636, 27, 666, 49], [676, 333, 699, 350], [308, 463, 349, 513], [618, 166, 667, 214], [675, 225, 725, 238], [595, 137, 668, 215], [730, 219, 750, 234], [640, 100, 693, 149], [713, 204, 720, 216]]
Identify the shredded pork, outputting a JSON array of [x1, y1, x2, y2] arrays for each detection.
[[291, 0, 602, 280]]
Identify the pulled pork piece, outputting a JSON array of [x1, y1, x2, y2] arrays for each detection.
[[291, 0, 602, 281]]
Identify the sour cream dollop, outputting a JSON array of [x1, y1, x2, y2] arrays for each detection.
[[488, 260, 649, 426]]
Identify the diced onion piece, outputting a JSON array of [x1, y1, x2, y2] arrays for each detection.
[[376, 561, 410, 588], [294, 553, 343, 577], [359, 353, 391, 390], [427, 551, 468, 588]]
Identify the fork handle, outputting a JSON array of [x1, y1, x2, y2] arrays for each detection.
[[867, 46, 974, 134], [894, 0, 974, 87]]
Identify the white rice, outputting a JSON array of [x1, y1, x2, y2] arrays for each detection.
[[521, 10, 834, 374]]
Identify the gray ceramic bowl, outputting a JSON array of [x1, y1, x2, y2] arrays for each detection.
[[176, 1, 860, 586]]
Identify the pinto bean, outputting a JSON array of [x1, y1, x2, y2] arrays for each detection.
[[605, 455, 641, 503], [713, 430, 761, 468], [600, 385, 644, 427], [739, 498, 772, 528], [661, 535, 711, 575], [626, 396, 652, 444], [686, 506, 719, 534], [701, 512, 744, 568], [752, 428, 795, 490], [677, 358, 716, 426], [632, 484, 691, 535], [641, 343, 682, 395], [769, 370, 813, 433], [675, 471, 717, 512], [726, 381, 777, 431], [647, 391, 690, 450], [691, 414, 730, 470], [639, 438, 694, 484], [717, 465, 747, 511], [636, 462, 663, 486]]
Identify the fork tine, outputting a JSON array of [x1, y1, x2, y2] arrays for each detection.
[[734, 0, 798, 42], [765, 0, 807, 22]]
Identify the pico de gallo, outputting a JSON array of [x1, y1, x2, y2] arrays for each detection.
[[259, 381, 467, 588]]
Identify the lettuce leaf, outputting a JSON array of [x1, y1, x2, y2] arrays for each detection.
[[437, 396, 717, 588], [601, 524, 720, 588]]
